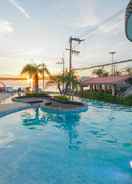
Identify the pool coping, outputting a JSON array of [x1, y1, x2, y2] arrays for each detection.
[[0, 95, 89, 118], [40, 102, 88, 113], [0, 103, 31, 118]]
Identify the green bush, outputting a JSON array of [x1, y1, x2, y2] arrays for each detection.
[[80, 90, 132, 106], [54, 95, 70, 101], [26, 92, 49, 97]]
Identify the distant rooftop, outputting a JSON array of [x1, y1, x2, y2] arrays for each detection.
[[81, 75, 132, 86]]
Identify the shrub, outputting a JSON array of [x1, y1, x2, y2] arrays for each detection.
[[26, 92, 49, 98], [54, 95, 70, 101], [80, 90, 132, 106]]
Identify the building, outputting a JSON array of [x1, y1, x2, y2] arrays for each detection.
[[0, 81, 6, 92], [80, 75, 132, 96]]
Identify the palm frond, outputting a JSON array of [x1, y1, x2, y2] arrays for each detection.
[[21, 64, 38, 76]]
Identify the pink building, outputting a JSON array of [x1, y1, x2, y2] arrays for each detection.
[[80, 75, 132, 96]]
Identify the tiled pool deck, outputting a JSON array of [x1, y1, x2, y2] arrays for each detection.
[[0, 103, 31, 118]]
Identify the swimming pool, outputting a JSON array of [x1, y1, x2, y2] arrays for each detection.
[[0, 100, 132, 184]]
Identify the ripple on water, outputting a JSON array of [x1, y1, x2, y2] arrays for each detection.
[[0, 132, 15, 148], [0, 100, 132, 184]]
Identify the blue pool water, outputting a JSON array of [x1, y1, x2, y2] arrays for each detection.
[[0, 100, 132, 184]]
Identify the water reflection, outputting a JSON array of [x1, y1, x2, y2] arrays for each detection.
[[45, 110, 81, 150], [22, 107, 82, 149], [22, 108, 48, 129]]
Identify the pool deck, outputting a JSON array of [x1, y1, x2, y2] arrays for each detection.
[[0, 95, 88, 118], [0, 102, 31, 118]]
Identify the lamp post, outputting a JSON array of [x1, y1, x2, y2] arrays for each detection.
[[109, 51, 116, 76], [38, 63, 46, 91], [56, 57, 65, 91], [42, 63, 45, 90]]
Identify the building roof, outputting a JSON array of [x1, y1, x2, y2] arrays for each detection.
[[81, 75, 131, 87]]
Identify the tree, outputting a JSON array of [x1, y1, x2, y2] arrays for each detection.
[[92, 68, 109, 77], [21, 64, 50, 92], [126, 67, 132, 75], [55, 71, 80, 96], [38, 63, 51, 89], [114, 71, 122, 76]]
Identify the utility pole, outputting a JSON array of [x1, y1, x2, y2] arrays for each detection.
[[109, 51, 116, 76], [66, 37, 84, 93], [39, 63, 45, 91], [67, 37, 84, 72], [56, 57, 65, 75], [62, 57, 65, 79]]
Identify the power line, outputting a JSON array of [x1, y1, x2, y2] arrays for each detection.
[[79, 9, 124, 39], [71, 8, 124, 49], [62, 8, 125, 71], [73, 59, 132, 71]]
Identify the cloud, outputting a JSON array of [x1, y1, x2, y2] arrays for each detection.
[[54, 0, 99, 29], [77, 9, 124, 39], [80, 15, 99, 27], [79, 0, 99, 27], [8, 0, 30, 19], [98, 11, 124, 34], [99, 20, 122, 33], [73, 15, 99, 29], [0, 20, 14, 34]]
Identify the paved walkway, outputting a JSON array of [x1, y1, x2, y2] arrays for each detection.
[[0, 102, 31, 118]]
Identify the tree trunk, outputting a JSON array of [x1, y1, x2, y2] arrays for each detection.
[[57, 82, 63, 95], [33, 73, 39, 92], [64, 81, 70, 95]]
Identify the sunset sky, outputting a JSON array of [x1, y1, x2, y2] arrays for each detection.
[[0, 0, 131, 75]]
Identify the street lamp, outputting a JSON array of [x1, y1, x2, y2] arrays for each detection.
[[56, 58, 65, 75], [109, 51, 116, 76], [38, 63, 46, 91], [56, 57, 65, 91], [42, 63, 45, 90]]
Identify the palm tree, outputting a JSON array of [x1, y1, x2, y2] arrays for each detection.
[[126, 67, 132, 75], [38, 63, 51, 89], [93, 68, 109, 77], [114, 71, 122, 76], [21, 64, 39, 92], [55, 71, 80, 96], [21, 64, 50, 92]]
